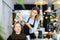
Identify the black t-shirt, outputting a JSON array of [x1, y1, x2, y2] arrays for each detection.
[[7, 33, 27, 40]]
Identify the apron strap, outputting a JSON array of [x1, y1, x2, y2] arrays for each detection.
[[33, 19, 35, 26], [27, 17, 30, 22], [27, 17, 35, 27]]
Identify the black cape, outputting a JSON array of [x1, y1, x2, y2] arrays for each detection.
[[7, 33, 27, 40]]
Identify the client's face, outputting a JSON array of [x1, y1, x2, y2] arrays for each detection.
[[14, 23, 21, 33]]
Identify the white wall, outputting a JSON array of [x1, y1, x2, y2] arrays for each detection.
[[0, 0, 3, 25], [0, 0, 15, 40], [3, 0, 14, 9], [2, 2, 12, 40]]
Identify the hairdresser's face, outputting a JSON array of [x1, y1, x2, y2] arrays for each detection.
[[14, 23, 21, 33], [31, 10, 38, 17]]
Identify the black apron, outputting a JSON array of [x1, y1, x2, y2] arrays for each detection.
[[24, 17, 36, 39]]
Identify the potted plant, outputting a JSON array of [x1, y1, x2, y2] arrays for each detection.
[[18, 0, 25, 9], [0, 25, 3, 40]]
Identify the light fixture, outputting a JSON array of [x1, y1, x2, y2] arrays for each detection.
[[53, 0, 60, 5], [44, 12, 46, 15], [45, 7, 52, 12], [51, 19, 54, 22], [34, 1, 48, 5], [50, 16, 53, 19], [45, 16, 48, 19]]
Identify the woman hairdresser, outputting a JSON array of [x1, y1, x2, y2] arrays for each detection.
[[16, 7, 40, 39]]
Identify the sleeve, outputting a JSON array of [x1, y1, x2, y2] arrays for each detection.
[[22, 15, 29, 22], [20, 10, 30, 22], [16, 13, 30, 22]]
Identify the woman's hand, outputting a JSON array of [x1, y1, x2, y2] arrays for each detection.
[[17, 13, 21, 17], [25, 22, 32, 30], [14, 18, 18, 22], [17, 13, 32, 30], [17, 13, 24, 21]]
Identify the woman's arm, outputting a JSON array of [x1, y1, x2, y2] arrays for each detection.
[[17, 13, 32, 30]]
